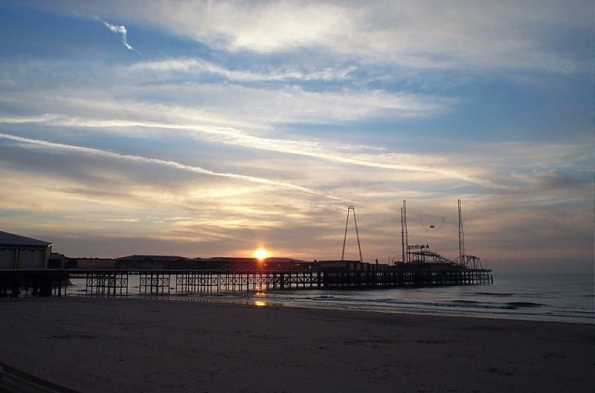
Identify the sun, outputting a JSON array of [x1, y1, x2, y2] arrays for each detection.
[[254, 248, 269, 261]]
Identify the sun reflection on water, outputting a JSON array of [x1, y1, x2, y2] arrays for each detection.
[[254, 292, 267, 307]]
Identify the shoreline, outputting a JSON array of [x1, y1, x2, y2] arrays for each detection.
[[142, 293, 594, 325], [62, 272, 594, 325], [1, 297, 593, 393]]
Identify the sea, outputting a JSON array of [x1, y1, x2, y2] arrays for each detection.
[[68, 273, 594, 324]]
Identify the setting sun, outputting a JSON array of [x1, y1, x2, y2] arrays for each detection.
[[254, 248, 269, 261]]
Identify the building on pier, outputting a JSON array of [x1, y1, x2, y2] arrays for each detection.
[[0, 231, 52, 269], [113, 255, 310, 271]]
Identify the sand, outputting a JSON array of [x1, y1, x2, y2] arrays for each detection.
[[0, 297, 593, 393]]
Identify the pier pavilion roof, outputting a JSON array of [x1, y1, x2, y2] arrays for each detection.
[[0, 230, 52, 248]]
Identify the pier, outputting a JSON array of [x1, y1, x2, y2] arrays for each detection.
[[0, 269, 69, 297], [0, 264, 492, 297], [0, 200, 495, 298]]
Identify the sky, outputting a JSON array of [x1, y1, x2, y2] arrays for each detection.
[[0, 1, 593, 274]]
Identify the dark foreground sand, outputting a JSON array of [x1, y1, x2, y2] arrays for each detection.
[[0, 297, 593, 393]]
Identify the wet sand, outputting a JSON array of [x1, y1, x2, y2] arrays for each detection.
[[0, 297, 593, 393]]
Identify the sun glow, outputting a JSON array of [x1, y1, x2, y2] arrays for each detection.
[[254, 247, 269, 261]]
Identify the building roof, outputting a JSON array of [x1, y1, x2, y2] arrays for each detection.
[[115, 255, 189, 261], [0, 230, 52, 247]]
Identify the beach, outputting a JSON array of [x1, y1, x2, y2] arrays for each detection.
[[0, 297, 593, 393]]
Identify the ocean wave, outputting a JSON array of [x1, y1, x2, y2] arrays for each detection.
[[473, 291, 515, 297], [505, 302, 543, 309]]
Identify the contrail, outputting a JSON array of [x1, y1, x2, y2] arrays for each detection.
[[0, 132, 351, 203], [102, 20, 141, 55], [0, 114, 500, 189]]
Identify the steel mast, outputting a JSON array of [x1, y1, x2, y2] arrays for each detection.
[[458, 199, 465, 266], [401, 200, 409, 263], [341, 206, 363, 262]]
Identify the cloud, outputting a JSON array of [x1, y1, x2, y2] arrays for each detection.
[[0, 132, 349, 202], [131, 58, 358, 83], [0, 113, 494, 189], [101, 19, 141, 55], [0, 1, 592, 270], [61, 1, 592, 74], [5, 109, 590, 195], [0, 64, 451, 125]]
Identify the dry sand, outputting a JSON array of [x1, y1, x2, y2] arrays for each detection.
[[0, 297, 593, 393]]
